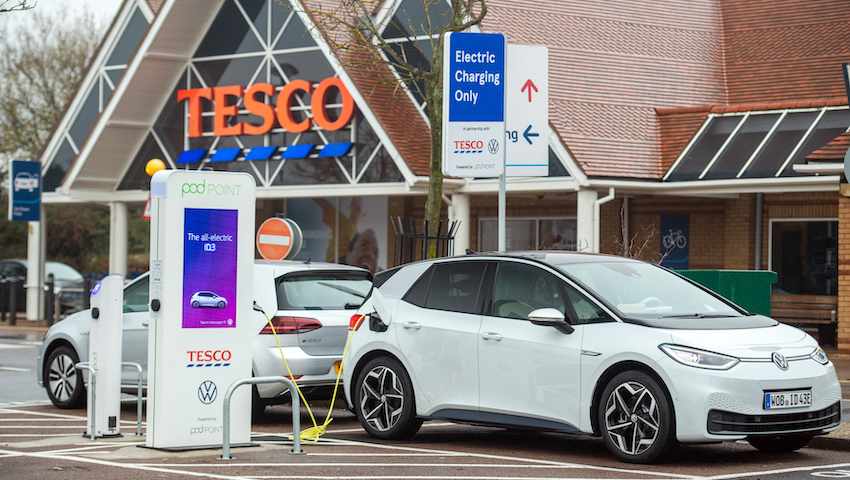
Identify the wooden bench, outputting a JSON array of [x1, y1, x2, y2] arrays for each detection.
[[770, 294, 838, 346]]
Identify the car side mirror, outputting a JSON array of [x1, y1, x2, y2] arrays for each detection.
[[528, 307, 574, 334]]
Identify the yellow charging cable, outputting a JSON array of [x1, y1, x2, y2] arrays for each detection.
[[261, 310, 366, 442]]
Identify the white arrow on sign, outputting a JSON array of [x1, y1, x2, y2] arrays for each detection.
[[505, 45, 548, 177]]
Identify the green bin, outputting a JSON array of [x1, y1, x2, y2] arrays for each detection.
[[677, 270, 777, 317]]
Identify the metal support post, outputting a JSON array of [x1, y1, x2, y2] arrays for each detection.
[[219, 376, 301, 460], [75, 362, 96, 440], [9, 279, 19, 326], [45, 274, 55, 327], [121, 362, 144, 436]]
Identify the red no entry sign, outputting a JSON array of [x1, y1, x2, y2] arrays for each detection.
[[256, 217, 302, 260]]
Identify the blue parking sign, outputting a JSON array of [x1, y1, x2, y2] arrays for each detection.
[[447, 33, 506, 123], [8, 160, 41, 222]]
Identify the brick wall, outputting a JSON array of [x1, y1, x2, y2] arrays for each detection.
[[839, 194, 850, 353]]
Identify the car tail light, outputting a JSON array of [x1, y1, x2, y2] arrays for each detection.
[[285, 375, 302, 380], [260, 316, 322, 334], [349, 314, 366, 331]]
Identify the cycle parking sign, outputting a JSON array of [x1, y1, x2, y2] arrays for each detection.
[[660, 214, 689, 270]]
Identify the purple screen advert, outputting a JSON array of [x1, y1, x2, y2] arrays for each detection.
[[182, 208, 238, 328]]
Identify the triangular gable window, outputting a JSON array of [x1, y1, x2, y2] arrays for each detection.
[[119, 0, 404, 190]]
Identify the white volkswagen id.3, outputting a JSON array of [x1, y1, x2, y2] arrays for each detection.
[[342, 252, 841, 463]]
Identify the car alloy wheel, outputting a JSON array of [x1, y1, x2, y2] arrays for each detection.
[[354, 357, 422, 439], [45, 346, 85, 408], [599, 370, 675, 463]]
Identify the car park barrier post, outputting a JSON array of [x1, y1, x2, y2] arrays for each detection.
[[45, 274, 54, 327], [74, 362, 96, 440], [0, 278, 6, 323], [8, 278, 19, 326], [121, 362, 144, 436], [219, 376, 301, 460]]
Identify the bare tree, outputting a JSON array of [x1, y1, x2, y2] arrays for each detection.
[[297, 0, 487, 258], [0, 0, 34, 13]]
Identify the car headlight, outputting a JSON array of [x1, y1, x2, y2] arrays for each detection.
[[810, 346, 829, 365], [659, 344, 740, 370]]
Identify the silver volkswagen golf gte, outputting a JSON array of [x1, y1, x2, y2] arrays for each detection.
[[37, 260, 372, 420], [343, 252, 841, 463]]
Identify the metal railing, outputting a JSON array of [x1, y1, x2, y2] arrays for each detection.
[[391, 217, 459, 266], [219, 376, 302, 460], [74, 362, 97, 440], [121, 362, 144, 436]]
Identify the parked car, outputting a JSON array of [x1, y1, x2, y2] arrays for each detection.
[[190, 290, 228, 308], [342, 252, 842, 464], [0, 259, 85, 313], [37, 260, 372, 420]]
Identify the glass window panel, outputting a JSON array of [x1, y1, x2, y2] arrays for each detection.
[[219, 159, 262, 183], [194, 56, 264, 88], [492, 262, 565, 320], [106, 8, 149, 66], [42, 140, 76, 192], [778, 109, 850, 177], [355, 112, 380, 178], [273, 158, 348, 185], [195, 0, 264, 57], [548, 147, 570, 177], [153, 84, 185, 161], [68, 88, 100, 148], [665, 116, 742, 182], [702, 113, 781, 180], [425, 261, 486, 314], [273, 52, 334, 84], [539, 219, 577, 250], [402, 266, 433, 307], [358, 149, 405, 183], [741, 111, 818, 178], [479, 219, 536, 251], [386, 0, 451, 38], [118, 134, 165, 190], [387, 39, 431, 106], [271, 3, 289, 39], [771, 221, 838, 296], [106, 69, 123, 86], [275, 11, 316, 50], [250, 0, 270, 44]]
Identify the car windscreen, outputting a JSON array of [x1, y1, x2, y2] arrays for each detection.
[[45, 262, 83, 281], [277, 272, 372, 310], [554, 260, 744, 319]]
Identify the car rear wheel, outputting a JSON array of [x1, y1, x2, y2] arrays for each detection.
[[192, 301, 200, 308], [45, 345, 85, 409], [599, 370, 675, 463], [354, 356, 422, 440], [747, 434, 813, 453]]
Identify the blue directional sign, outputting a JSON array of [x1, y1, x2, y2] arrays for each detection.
[[442, 32, 507, 177], [8, 160, 40, 222]]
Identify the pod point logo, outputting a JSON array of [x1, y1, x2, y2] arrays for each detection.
[[488, 139, 499, 154], [198, 380, 218, 404], [181, 180, 242, 197]]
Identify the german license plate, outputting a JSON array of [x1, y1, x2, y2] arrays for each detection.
[[764, 390, 812, 410]]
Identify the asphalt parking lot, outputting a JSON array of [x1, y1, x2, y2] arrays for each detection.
[[1, 396, 850, 480]]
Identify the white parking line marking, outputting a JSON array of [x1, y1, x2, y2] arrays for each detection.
[[0, 408, 86, 419], [0, 448, 250, 480], [0, 366, 30, 372], [704, 462, 850, 479], [0, 425, 87, 429], [0, 344, 35, 349], [0, 418, 83, 421]]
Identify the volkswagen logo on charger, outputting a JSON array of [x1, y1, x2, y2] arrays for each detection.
[[198, 380, 218, 404], [488, 139, 500, 154], [771, 352, 789, 371]]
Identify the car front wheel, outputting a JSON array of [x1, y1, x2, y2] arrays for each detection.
[[45, 345, 85, 409], [599, 370, 676, 463], [354, 356, 422, 440]]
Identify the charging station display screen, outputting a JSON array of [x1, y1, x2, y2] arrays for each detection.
[[182, 208, 238, 328]]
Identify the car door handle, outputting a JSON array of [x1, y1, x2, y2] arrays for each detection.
[[402, 322, 421, 330], [142, 321, 149, 327], [481, 332, 502, 341]]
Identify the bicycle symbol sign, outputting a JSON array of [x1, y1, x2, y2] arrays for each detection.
[[662, 229, 687, 250]]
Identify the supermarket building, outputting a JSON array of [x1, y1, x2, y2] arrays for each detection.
[[37, 0, 850, 352]]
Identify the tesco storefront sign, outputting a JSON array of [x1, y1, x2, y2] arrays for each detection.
[[177, 77, 355, 137]]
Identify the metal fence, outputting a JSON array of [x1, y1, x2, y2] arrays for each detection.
[[391, 217, 459, 266]]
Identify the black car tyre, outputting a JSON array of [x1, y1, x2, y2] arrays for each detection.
[[599, 370, 676, 464], [747, 434, 813, 453], [192, 301, 200, 308], [45, 345, 85, 409], [218, 301, 225, 309], [354, 356, 422, 439]]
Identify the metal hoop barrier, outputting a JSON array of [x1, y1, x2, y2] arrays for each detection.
[[74, 362, 96, 440], [219, 376, 301, 460], [121, 362, 144, 436]]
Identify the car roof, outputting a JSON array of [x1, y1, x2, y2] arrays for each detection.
[[253, 259, 372, 275], [403, 251, 645, 267]]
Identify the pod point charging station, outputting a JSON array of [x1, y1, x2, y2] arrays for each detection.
[[86, 274, 124, 438], [146, 170, 256, 450]]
